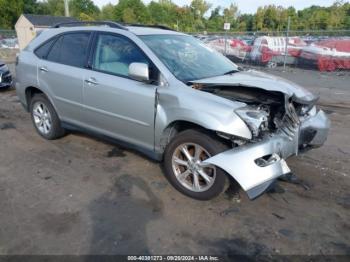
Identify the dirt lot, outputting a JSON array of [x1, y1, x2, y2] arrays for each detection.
[[0, 64, 349, 257]]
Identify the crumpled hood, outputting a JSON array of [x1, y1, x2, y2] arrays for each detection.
[[192, 70, 318, 104]]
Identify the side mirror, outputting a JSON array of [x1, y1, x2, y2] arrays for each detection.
[[129, 62, 149, 82]]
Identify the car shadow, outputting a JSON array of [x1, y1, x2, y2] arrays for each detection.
[[67, 130, 160, 164], [88, 174, 163, 254]]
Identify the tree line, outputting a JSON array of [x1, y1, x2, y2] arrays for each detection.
[[0, 0, 349, 32]]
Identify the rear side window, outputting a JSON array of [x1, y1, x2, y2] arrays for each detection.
[[47, 36, 62, 62], [34, 38, 56, 59], [47, 32, 91, 68]]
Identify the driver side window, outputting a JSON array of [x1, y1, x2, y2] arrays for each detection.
[[93, 34, 150, 78]]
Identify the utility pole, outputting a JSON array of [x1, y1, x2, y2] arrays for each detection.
[[64, 0, 70, 17], [283, 16, 291, 69]]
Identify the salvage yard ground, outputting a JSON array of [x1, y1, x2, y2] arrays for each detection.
[[0, 64, 349, 257]]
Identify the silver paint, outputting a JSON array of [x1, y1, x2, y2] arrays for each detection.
[[15, 25, 330, 199]]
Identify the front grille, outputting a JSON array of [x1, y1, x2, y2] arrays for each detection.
[[1, 73, 12, 84]]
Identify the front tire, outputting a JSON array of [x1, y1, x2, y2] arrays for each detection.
[[164, 129, 229, 200], [30, 93, 65, 140]]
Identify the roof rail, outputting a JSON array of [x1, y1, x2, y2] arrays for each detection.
[[124, 23, 176, 31], [52, 21, 128, 30]]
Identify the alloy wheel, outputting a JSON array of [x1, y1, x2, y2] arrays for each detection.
[[171, 143, 216, 192], [32, 102, 52, 135]]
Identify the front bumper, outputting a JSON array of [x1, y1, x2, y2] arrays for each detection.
[[204, 109, 330, 199]]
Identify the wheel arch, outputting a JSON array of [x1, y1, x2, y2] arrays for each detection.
[[25, 86, 43, 111], [24, 86, 57, 114], [156, 120, 231, 157]]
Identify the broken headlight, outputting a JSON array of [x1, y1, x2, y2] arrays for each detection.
[[235, 107, 269, 137]]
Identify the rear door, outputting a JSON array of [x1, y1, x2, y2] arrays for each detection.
[[37, 32, 92, 124], [82, 32, 158, 151]]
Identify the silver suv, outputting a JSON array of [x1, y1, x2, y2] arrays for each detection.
[[16, 22, 330, 200]]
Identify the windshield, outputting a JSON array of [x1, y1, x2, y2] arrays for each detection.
[[140, 34, 238, 82]]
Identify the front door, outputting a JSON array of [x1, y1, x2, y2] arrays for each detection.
[[83, 33, 158, 151]]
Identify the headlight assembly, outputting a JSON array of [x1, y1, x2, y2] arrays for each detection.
[[235, 107, 269, 137]]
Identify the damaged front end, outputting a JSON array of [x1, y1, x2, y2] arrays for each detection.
[[195, 83, 330, 199]]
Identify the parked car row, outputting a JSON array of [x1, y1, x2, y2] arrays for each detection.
[[0, 38, 19, 49], [199, 35, 350, 71]]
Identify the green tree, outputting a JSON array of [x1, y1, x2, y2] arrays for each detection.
[[238, 14, 254, 31], [190, 0, 211, 17], [23, 0, 39, 14], [1, 0, 350, 32], [99, 3, 115, 21], [0, 0, 24, 29], [70, 0, 99, 19], [44, 0, 65, 16], [223, 3, 238, 29], [114, 0, 150, 24], [122, 8, 137, 23], [207, 6, 224, 31]]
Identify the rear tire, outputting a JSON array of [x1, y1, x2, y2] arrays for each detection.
[[30, 93, 66, 140], [164, 129, 229, 200]]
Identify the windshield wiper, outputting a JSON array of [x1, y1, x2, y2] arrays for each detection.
[[223, 69, 239, 75]]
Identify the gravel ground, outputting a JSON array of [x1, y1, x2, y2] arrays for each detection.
[[0, 64, 349, 258]]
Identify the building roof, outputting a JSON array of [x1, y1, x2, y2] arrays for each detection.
[[23, 14, 78, 27]]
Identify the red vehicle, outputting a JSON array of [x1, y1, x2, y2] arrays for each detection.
[[299, 39, 350, 71], [250, 36, 306, 67], [206, 38, 251, 62]]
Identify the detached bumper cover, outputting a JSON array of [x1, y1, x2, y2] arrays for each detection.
[[204, 109, 330, 199]]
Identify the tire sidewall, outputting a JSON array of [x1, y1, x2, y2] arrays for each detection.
[[30, 94, 62, 140]]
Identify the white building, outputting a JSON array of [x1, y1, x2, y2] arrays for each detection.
[[15, 14, 77, 50]]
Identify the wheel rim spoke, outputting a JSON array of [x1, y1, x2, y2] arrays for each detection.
[[34, 116, 41, 124], [194, 144, 202, 161], [173, 156, 188, 167], [198, 169, 213, 183], [193, 173, 201, 191], [45, 119, 51, 129], [177, 169, 191, 182], [37, 105, 43, 114], [33, 111, 41, 118], [180, 145, 192, 161], [43, 122, 49, 133]]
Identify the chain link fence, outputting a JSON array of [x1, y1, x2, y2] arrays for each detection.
[[1, 28, 350, 73], [0, 30, 18, 63], [194, 30, 350, 72]]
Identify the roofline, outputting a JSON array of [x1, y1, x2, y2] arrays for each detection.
[[52, 21, 128, 30], [51, 20, 177, 32], [123, 23, 176, 31]]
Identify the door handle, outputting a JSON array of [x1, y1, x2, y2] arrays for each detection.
[[39, 67, 48, 72], [85, 77, 98, 86]]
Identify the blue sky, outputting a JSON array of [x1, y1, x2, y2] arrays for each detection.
[[93, 0, 338, 14]]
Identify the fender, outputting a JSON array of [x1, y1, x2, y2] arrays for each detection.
[[154, 88, 252, 152]]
